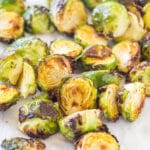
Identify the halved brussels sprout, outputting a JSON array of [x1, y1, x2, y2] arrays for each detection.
[[143, 3, 150, 30], [18, 97, 62, 138], [83, 0, 102, 9], [118, 82, 146, 122], [59, 109, 107, 141], [112, 40, 141, 73], [0, 0, 25, 15], [50, 0, 87, 33], [129, 61, 150, 96], [82, 70, 125, 88], [116, 11, 146, 41], [141, 32, 150, 61], [0, 10, 24, 42], [50, 39, 83, 58], [0, 55, 23, 85], [75, 132, 120, 150], [92, 1, 130, 38], [23, 6, 53, 34], [80, 45, 117, 70], [37, 55, 72, 91], [0, 84, 19, 111], [59, 76, 97, 115], [7, 36, 48, 66], [74, 25, 107, 48], [99, 84, 119, 121], [1, 137, 45, 150], [18, 62, 36, 99]]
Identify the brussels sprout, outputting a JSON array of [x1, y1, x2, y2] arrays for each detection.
[[80, 45, 117, 70], [99, 84, 119, 121], [23, 6, 53, 34], [18, 98, 62, 138], [59, 109, 107, 141], [1, 137, 45, 150], [92, 1, 130, 38], [0, 10, 24, 42], [50, 0, 87, 34], [116, 12, 146, 41], [37, 55, 72, 91], [0, 84, 19, 111], [112, 40, 141, 73], [18, 62, 36, 99], [59, 76, 97, 115], [118, 82, 146, 122], [74, 25, 107, 48], [50, 39, 83, 58], [7, 37, 48, 66], [143, 3, 150, 30], [0, 55, 23, 85], [129, 61, 150, 96], [83, 0, 102, 10], [141, 32, 150, 61], [82, 70, 125, 88], [75, 132, 120, 150], [0, 0, 25, 15]]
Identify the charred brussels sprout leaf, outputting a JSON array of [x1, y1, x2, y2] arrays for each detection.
[[0, 10, 24, 42], [92, 1, 130, 38], [18, 98, 62, 138], [143, 3, 150, 30], [6, 37, 48, 66], [18, 62, 36, 98], [80, 45, 117, 70], [99, 84, 119, 121], [129, 61, 150, 96], [50, 39, 83, 58], [23, 6, 54, 34], [0, 0, 25, 15], [59, 76, 97, 115], [0, 55, 23, 85], [112, 40, 140, 73], [118, 82, 146, 122], [82, 70, 125, 88], [59, 109, 107, 141], [50, 0, 87, 33], [75, 132, 120, 150], [74, 25, 107, 48], [1, 137, 45, 150], [0, 85, 19, 111], [37, 55, 72, 91], [83, 0, 102, 9]]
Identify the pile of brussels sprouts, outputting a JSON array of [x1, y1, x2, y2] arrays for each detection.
[[0, 0, 150, 149]]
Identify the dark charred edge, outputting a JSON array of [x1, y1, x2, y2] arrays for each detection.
[[0, 101, 17, 111], [0, 38, 14, 44]]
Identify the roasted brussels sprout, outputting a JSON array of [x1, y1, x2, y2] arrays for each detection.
[[83, 0, 102, 9], [37, 55, 72, 91], [129, 61, 150, 96], [0, 84, 19, 111], [141, 32, 150, 61], [143, 3, 150, 30], [59, 109, 107, 141], [0, 55, 23, 85], [1, 137, 45, 150], [118, 82, 146, 122], [82, 70, 125, 88], [112, 40, 140, 73], [23, 6, 53, 34], [18, 62, 36, 98], [7, 37, 48, 66], [74, 25, 107, 48], [80, 45, 117, 70], [92, 1, 130, 38], [75, 132, 120, 150], [0, 0, 25, 15], [50, 0, 87, 34], [18, 98, 62, 138], [0, 10, 24, 42], [99, 84, 119, 121], [59, 76, 97, 115], [50, 39, 83, 58]]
